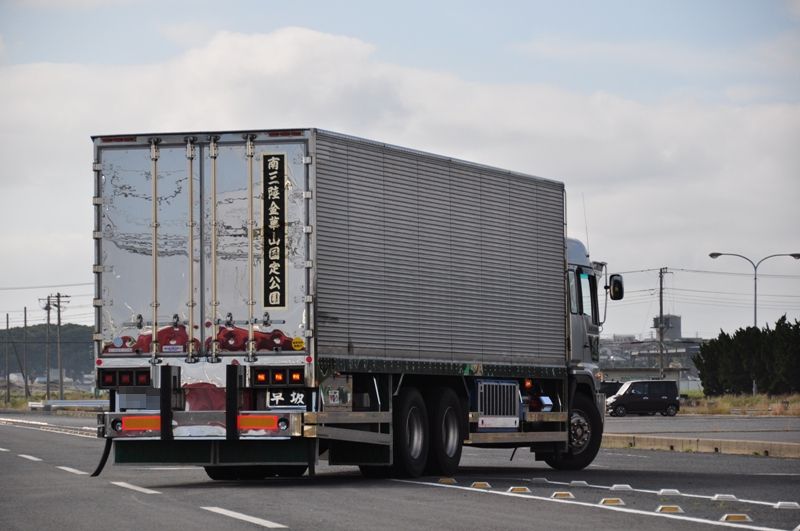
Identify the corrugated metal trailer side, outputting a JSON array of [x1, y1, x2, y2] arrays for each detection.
[[313, 130, 567, 370]]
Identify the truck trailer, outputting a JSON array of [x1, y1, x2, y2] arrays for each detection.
[[91, 128, 624, 479]]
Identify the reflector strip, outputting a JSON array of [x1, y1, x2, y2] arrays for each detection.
[[237, 415, 279, 430], [121, 415, 161, 431]]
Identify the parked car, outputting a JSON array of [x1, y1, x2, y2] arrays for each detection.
[[600, 381, 623, 397], [606, 380, 679, 417]]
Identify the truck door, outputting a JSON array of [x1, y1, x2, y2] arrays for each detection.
[[201, 135, 311, 361], [569, 268, 600, 363]]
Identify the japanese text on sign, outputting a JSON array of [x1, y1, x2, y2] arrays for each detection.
[[263, 154, 286, 307]]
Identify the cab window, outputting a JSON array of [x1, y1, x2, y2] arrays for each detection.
[[578, 269, 599, 324], [568, 271, 579, 314]]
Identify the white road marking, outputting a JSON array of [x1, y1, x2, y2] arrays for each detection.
[[0, 447, 9, 452], [0, 418, 96, 439], [18, 454, 43, 462], [396, 479, 785, 531], [201, 507, 287, 528], [111, 481, 161, 495], [57, 466, 89, 475]]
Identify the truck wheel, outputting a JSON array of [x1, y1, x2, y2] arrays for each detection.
[[613, 405, 626, 417], [393, 387, 429, 478], [426, 387, 463, 476], [544, 393, 603, 471]]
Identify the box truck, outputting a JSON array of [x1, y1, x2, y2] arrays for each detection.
[[91, 128, 623, 479]]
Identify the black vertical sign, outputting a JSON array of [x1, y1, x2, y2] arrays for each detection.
[[264, 154, 286, 308]]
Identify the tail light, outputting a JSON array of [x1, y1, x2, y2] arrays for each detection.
[[135, 370, 150, 386], [99, 370, 116, 388], [118, 371, 133, 386], [289, 369, 304, 384], [253, 368, 269, 386], [98, 368, 152, 389], [250, 367, 304, 387]]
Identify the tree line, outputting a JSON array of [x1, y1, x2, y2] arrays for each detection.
[[692, 316, 800, 396], [0, 323, 93, 381]]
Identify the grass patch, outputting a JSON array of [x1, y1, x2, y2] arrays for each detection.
[[681, 393, 800, 415]]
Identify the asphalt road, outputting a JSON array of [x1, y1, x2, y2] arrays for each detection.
[[1, 414, 799, 531]]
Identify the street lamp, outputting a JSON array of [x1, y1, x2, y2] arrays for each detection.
[[708, 252, 800, 327], [708, 252, 800, 395]]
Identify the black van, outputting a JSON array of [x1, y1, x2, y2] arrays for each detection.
[[606, 380, 679, 417]]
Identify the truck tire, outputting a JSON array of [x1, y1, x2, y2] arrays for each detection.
[[544, 393, 603, 471], [426, 387, 463, 476], [393, 387, 429, 478]]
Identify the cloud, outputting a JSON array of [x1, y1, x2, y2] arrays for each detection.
[[515, 33, 800, 103], [1, 27, 798, 336]]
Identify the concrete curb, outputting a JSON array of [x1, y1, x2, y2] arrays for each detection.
[[603, 433, 800, 459]]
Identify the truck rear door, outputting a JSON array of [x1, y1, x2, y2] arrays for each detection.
[[93, 131, 313, 377]]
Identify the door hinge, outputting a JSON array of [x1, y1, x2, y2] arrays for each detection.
[[303, 156, 313, 165]]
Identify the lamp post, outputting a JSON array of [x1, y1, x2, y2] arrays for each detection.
[[708, 252, 800, 394]]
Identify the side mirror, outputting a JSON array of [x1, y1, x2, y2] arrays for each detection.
[[607, 274, 624, 300]]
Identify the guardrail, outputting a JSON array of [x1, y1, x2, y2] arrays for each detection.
[[28, 400, 108, 411]]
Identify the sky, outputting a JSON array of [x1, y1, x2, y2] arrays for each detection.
[[0, 0, 798, 339]]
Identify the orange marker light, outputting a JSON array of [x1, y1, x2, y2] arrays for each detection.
[[121, 415, 161, 431], [272, 371, 285, 384], [256, 371, 267, 383], [523, 379, 533, 390], [290, 371, 303, 383], [238, 414, 278, 430]]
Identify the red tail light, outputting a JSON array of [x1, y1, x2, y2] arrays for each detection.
[[118, 371, 133, 386], [135, 370, 150, 386], [100, 370, 116, 387]]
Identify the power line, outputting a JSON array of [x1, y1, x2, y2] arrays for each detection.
[[671, 268, 800, 279], [0, 282, 92, 291]]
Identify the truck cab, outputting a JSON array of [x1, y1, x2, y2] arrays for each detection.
[[567, 238, 623, 371]]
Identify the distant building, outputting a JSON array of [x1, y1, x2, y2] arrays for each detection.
[[600, 314, 706, 391], [653, 314, 682, 341]]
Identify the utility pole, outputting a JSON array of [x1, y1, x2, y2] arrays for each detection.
[[42, 296, 52, 401], [23, 306, 29, 398], [658, 268, 664, 378], [4, 314, 9, 404], [53, 292, 70, 400]]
